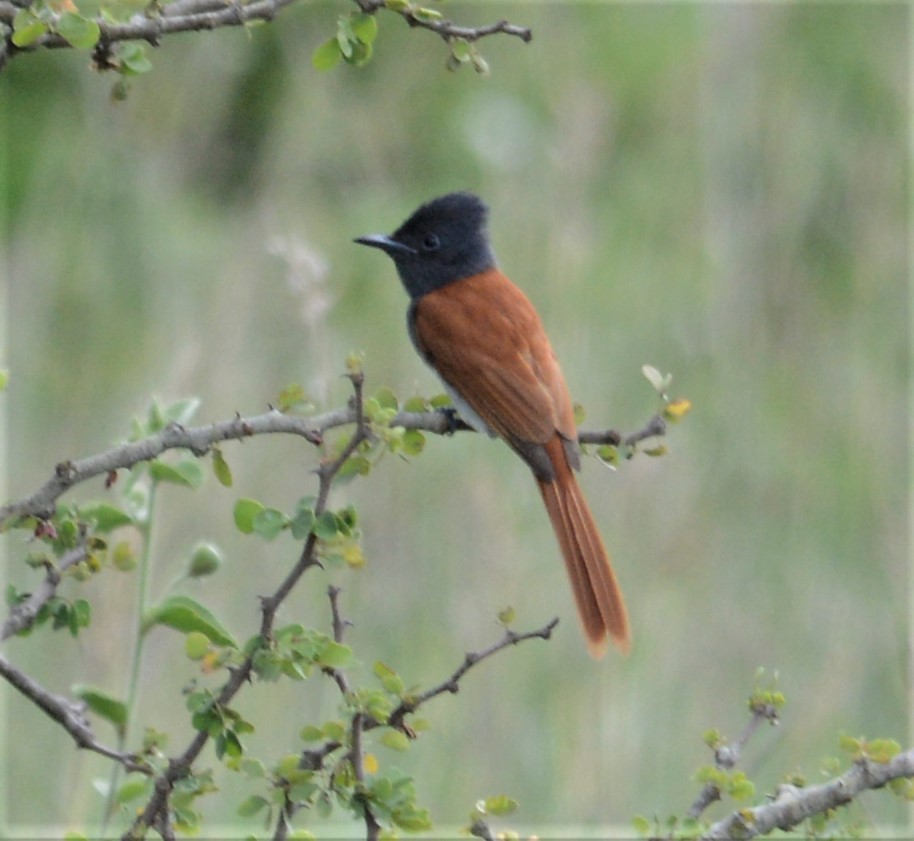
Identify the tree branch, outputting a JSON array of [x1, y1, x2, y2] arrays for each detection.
[[0, 0, 529, 66], [0, 650, 147, 770], [688, 700, 780, 819], [703, 749, 914, 839], [1, 541, 89, 640], [122, 374, 370, 840], [1, 404, 662, 529], [384, 616, 559, 733], [355, 0, 531, 44]]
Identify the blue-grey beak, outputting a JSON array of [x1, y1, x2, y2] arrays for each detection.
[[354, 234, 417, 257]]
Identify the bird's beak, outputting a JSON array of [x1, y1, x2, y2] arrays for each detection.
[[354, 234, 417, 257]]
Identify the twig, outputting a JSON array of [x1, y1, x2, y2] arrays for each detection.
[[323, 584, 382, 840], [702, 749, 914, 839], [688, 701, 780, 819], [355, 0, 531, 45], [0, 0, 529, 65], [0, 651, 147, 771], [328, 584, 348, 644], [123, 375, 370, 840], [1, 404, 659, 528], [384, 617, 559, 733], [1, 541, 89, 640]]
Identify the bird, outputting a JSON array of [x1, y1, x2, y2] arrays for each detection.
[[355, 191, 630, 657]]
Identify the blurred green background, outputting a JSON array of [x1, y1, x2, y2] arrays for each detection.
[[0, 2, 909, 836]]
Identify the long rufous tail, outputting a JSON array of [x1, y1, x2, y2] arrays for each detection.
[[537, 438, 630, 658]]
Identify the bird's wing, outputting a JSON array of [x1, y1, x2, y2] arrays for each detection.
[[410, 269, 578, 449]]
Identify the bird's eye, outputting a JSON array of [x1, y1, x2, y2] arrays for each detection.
[[422, 233, 441, 251]]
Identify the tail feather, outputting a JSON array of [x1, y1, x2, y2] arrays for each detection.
[[537, 438, 630, 657]]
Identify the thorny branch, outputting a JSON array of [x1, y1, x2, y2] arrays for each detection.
[[0, 650, 147, 770], [121, 373, 371, 840], [688, 699, 780, 819], [703, 749, 914, 840], [0, 381, 658, 837], [0, 0, 529, 69], [0, 404, 665, 529], [2, 541, 89, 640], [280, 590, 557, 838]]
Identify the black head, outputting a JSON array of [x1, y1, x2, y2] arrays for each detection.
[[355, 191, 497, 300]]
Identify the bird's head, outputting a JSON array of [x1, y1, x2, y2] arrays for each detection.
[[355, 191, 496, 299]]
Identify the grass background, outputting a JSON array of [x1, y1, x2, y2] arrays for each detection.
[[1, 2, 909, 834]]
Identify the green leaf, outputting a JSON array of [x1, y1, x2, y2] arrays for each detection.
[[316, 640, 351, 669], [336, 454, 371, 483], [373, 386, 399, 411], [373, 661, 405, 695], [312, 511, 340, 541], [252, 507, 287, 541], [312, 36, 342, 70], [401, 429, 425, 456], [112, 540, 137, 571], [412, 6, 442, 21], [450, 37, 471, 62], [211, 448, 233, 487], [392, 807, 432, 832], [79, 502, 133, 532], [290, 506, 315, 540], [185, 631, 211, 660], [144, 595, 238, 648], [379, 730, 410, 752], [402, 395, 428, 412], [72, 684, 128, 729], [149, 459, 204, 489], [117, 41, 153, 75], [275, 382, 310, 413], [116, 773, 151, 804], [56, 11, 100, 48], [236, 794, 270, 817], [73, 598, 91, 629], [241, 758, 266, 778], [233, 498, 264, 534], [187, 541, 223, 578], [728, 773, 755, 802], [482, 794, 517, 816], [322, 720, 346, 742], [216, 728, 243, 760], [632, 815, 651, 837], [350, 11, 378, 44], [11, 9, 48, 47], [299, 724, 323, 743]]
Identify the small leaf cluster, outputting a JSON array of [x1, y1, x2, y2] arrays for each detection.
[[312, 11, 379, 70], [187, 688, 255, 761], [249, 624, 352, 682], [223, 651, 435, 834], [837, 733, 902, 765], [596, 364, 691, 466], [233, 495, 365, 567], [11, 0, 153, 96], [748, 668, 786, 718], [339, 385, 432, 481], [12, 3, 99, 49], [693, 765, 756, 803], [5, 585, 90, 637], [446, 37, 489, 74]]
